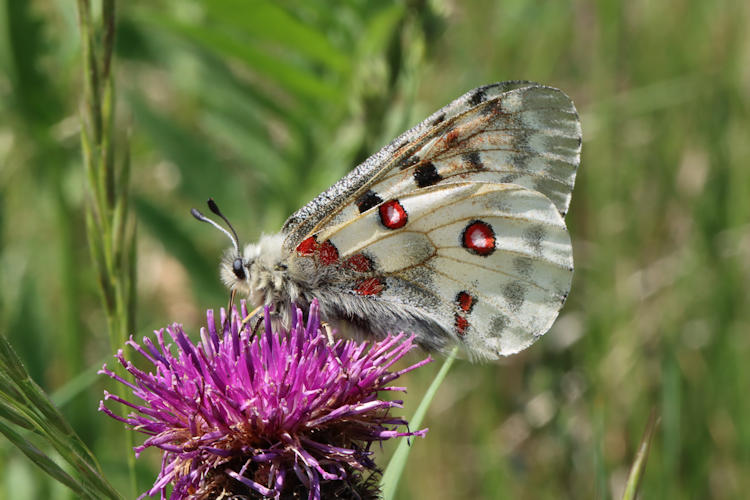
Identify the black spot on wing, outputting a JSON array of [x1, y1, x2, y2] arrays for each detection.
[[355, 190, 383, 214], [491, 314, 509, 334], [430, 113, 446, 127], [469, 88, 487, 107], [502, 282, 526, 312], [413, 162, 442, 187], [463, 151, 484, 170], [523, 225, 546, 255]]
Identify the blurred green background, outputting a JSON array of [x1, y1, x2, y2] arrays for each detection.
[[1, 0, 749, 498]]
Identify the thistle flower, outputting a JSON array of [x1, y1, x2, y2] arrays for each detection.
[[99, 300, 430, 499]]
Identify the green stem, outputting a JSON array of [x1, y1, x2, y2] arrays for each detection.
[[76, 1, 137, 496], [622, 409, 659, 500], [381, 346, 458, 500]]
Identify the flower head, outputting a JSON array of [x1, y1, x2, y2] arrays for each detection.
[[99, 300, 430, 499]]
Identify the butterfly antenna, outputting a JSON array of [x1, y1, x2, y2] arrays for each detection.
[[207, 198, 242, 252], [190, 205, 240, 254]]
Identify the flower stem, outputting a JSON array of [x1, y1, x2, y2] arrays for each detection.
[[381, 346, 459, 499]]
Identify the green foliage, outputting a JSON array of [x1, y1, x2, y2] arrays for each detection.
[[0, 335, 120, 499], [0, 0, 748, 498], [622, 411, 658, 500], [382, 346, 458, 500]]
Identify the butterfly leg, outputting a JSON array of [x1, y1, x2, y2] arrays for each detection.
[[321, 321, 351, 380], [321, 321, 336, 345], [240, 304, 264, 329], [220, 289, 238, 330]]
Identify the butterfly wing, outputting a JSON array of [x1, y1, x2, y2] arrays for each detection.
[[280, 82, 580, 358], [281, 82, 581, 253], [287, 181, 572, 359]]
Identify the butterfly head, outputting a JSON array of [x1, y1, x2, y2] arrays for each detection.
[[219, 245, 253, 295], [192, 200, 287, 305]]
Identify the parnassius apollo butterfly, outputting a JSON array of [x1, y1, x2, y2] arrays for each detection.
[[194, 81, 581, 361]]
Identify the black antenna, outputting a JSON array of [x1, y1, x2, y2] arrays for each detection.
[[207, 198, 241, 251], [191, 200, 240, 253]]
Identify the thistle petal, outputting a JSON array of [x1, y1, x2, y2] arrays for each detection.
[[100, 299, 429, 499]]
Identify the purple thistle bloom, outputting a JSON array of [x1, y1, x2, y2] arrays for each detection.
[[99, 300, 430, 499]]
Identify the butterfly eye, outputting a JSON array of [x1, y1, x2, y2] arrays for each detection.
[[232, 258, 246, 280]]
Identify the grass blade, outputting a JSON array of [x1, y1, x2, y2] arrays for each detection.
[[0, 334, 121, 499], [622, 409, 659, 500], [381, 346, 458, 500]]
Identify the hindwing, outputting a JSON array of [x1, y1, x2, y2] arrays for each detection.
[[288, 181, 572, 359]]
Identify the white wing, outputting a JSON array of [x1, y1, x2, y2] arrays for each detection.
[[288, 181, 572, 360], [280, 83, 580, 359], [281, 83, 581, 253]]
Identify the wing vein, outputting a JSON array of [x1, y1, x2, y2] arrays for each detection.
[[424, 264, 520, 319], [433, 253, 560, 292]]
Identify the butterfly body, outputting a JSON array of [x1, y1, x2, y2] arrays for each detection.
[[216, 82, 581, 361]]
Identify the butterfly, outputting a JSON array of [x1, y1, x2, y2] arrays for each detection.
[[193, 81, 581, 361]]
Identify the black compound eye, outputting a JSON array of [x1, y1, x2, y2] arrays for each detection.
[[232, 258, 246, 280]]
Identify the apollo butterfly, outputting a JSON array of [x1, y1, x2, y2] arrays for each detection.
[[193, 81, 581, 360]]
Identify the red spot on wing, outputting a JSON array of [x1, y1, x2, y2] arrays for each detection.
[[343, 253, 372, 272], [354, 277, 385, 296], [318, 240, 339, 265], [456, 291, 474, 312], [296, 236, 319, 255], [379, 200, 408, 230], [454, 291, 475, 337], [296, 235, 338, 266], [455, 315, 469, 336], [462, 220, 496, 256]]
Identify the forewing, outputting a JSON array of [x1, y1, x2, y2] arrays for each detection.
[[281, 82, 580, 254], [290, 181, 573, 359], [372, 85, 581, 216]]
